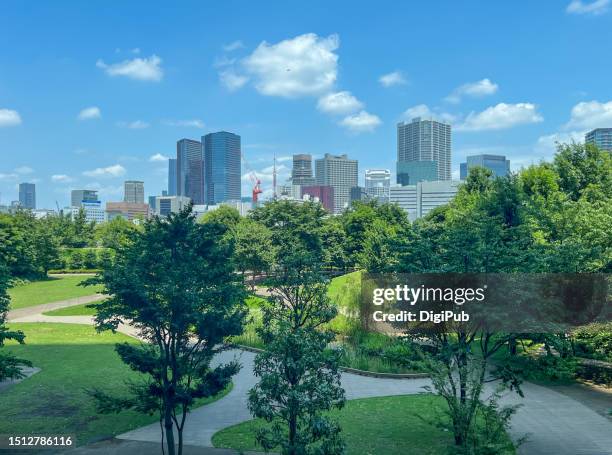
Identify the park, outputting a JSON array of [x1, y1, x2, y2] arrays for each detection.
[[1, 142, 612, 455]]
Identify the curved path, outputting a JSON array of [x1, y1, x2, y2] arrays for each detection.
[[9, 297, 612, 454]]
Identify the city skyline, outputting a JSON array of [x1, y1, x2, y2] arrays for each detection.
[[1, 1, 612, 209]]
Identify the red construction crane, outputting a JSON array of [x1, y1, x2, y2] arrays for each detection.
[[241, 152, 264, 205]]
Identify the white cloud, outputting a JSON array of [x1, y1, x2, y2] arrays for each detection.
[[566, 0, 609, 15], [117, 120, 150, 129], [163, 119, 205, 128], [223, 40, 244, 52], [78, 106, 101, 120], [14, 166, 34, 175], [457, 103, 543, 131], [219, 69, 249, 91], [317, 91, 364, 115], [96, 55, 163, 81], [340, 110, 381, 133], [83, 164, 126, 178], [51, 174, 74, 183], [445, 78, 499, 104], [402, 104, 457, 124], [0, 108, 22, 127], [131, 48, 141, 54], [149, 153, 169, 162], [243, 33, 339, 98], [0, 173, 18, 181], [535, 130, 587, 156], [214, 56, 237, 68], [379, 71, 407, 88], [564, 100, 612, 129]]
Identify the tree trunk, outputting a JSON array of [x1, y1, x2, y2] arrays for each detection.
[[164, 405, 175, 455], [288, 412, 297, 455]]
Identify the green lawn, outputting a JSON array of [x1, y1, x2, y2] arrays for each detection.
[[0, 323, 231, 445], [213, 394, 515, 455], [43, 302, 102, 316], [8, 276, 104, 310]]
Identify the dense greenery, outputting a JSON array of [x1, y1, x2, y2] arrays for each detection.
[[213, 394, 515, 455]]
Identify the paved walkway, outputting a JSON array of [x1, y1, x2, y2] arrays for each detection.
[[9, 296, 612, 454], [7, 294, 106, 321]]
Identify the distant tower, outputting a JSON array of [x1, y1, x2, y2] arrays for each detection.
[[176, 138, 204, 204], [203, 131, 241, 204], [273, 153, 277, 199], [315, 154, 358, 214], [124, 180, 145, 204], [18, 183, 36, 209]]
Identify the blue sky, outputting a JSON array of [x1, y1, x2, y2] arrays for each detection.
[[1, 0, 611, 209]]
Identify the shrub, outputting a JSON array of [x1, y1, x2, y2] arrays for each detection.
[[573, 323, 612, 362]]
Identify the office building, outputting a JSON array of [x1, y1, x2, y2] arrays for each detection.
[[279, 183, 302, 201], [585, 128, 612, 151], [315, 153, 358, 214], [291, 154, 316, 186], [18, 183, 36, 209], [460, 154, 510, 180], [176, 138, 204, 204], [389, 185, 418, 221], [106, 202, 149, 221], [365, 169, 391, 203], [66, 201, 106, 223], [203, 131, 241, 204], [397, 117, 451, 184], [168, 158, 177, 196], [71, 189, 99, 208], [124, 180, 145, 204], [301, 185, 334, 213], [155, 195, 191, 217], [390, 180, 460, 220]]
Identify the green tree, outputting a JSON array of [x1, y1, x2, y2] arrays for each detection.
[[69, 249, 85, 270], [94, 217, 138, 250], [70, 209, 96, 248], [553, 142, 612, 202], [199, 205, 241, 231], [0, 259, 32, 381], [87, 207, 246, 455], [84, 249, 99, 269], [248, 205, 345, 455], [233, 218, 275, 288]]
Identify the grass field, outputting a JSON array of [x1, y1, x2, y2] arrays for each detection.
[[0, 323, 231, 445], [43, 302, 102, 316], [8, 276, 104, 310], [213, 394, 515, 454]]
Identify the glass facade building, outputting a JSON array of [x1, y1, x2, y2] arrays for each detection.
[[585, 128, 612, 151], [203, 131, 241, 204], [459, 154, 510, 180], [168, 158, 177, 196], [315, 153, 358, 214], [176, 139, 204, 204]]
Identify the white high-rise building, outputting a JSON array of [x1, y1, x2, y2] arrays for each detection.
[[124, 181, 145, 204], [390, 180, 461, 220], [365, 169, 391, 203]]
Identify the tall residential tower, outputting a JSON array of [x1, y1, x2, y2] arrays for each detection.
[[396, 117, 451, 185]]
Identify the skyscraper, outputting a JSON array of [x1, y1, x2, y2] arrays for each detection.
[[124, 180, 145, 204], [315, 153, 358, 214], [71, 189, 99, 207], [585, 128, 612, 151], [460, 154, 510, 180], [291, 154, 316, 186], [18, 182, 36, 209], [397, 117, 451, 184], [203, 131, 241, 204], [176, 138, 204, 204], [365, 169, 391, 203], [168, 158, 177, 196]]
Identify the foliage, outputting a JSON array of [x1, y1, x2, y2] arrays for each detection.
[[573, 322, 612, 362], [0, 259, 32, 381], [87, 206, 247, 455], [233, 217, 275, 287], [94, 217, 138, 250], [248, 202, 345, 455]]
